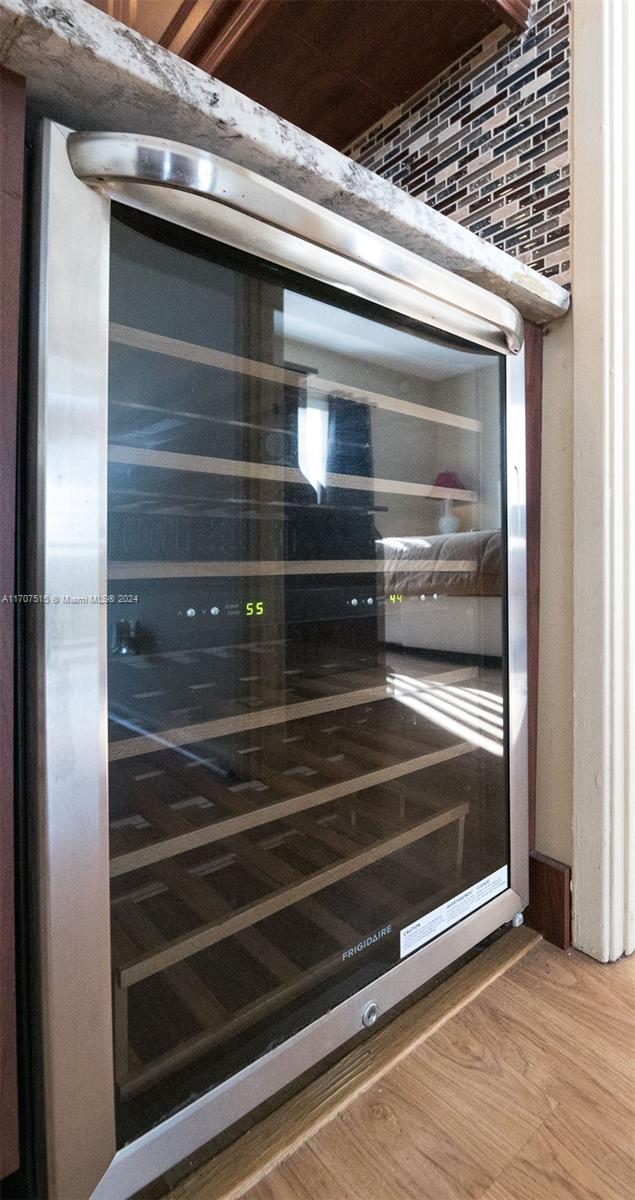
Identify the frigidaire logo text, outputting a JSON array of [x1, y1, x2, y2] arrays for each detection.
[[342, 925, 392, 961]]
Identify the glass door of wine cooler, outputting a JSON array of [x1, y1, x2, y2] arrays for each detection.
[[33, 124, 527, 1200], [106, 205, 511, 1143]]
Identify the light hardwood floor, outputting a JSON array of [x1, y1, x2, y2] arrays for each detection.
[[238, 941, 635, 1200]]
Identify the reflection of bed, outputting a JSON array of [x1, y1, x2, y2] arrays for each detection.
[[384, 530, 502, 658]]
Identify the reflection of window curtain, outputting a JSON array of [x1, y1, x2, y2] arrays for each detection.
[[328, 394, 377, 559], [298, 395, 330, 503], [287, 391, 380, 659], [288, 393, 378, 559]]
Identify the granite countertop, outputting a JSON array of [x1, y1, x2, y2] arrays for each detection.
[[0, 0, 569, 325]]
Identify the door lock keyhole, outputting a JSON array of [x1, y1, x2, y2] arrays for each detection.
[[362, 1001, 379, 1028]]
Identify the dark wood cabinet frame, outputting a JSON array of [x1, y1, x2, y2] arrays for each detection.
[[0, 63, 25, 1182], [523, 322, 572, 950]]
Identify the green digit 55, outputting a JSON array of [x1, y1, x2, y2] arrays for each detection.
[[246, 600, 265, 616]]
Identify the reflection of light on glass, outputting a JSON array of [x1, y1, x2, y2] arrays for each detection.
[[445, 684, 503, 715], [390, 674, 503, 737], [391, 676, 504, 728], [387, 674, 504, 757], [460, 686, 503, 705], [298, 396, 329, 501]]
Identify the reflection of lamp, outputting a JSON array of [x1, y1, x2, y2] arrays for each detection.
[[434, 470, 466, 534]]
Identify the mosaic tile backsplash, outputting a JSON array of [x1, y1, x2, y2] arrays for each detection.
[[347, 0, 570, 286]]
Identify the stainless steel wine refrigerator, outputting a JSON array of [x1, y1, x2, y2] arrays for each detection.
[[30, 120, 528, 1199]]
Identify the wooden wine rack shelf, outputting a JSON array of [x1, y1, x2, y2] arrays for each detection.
[[108, 657, 483, 1096], [108, 663, 478, 761], [111, 788, 469, 1094], [116, 799, 468, 988], [109, 557, 477, 580], [110, 741, 472, 876], [109, 444, 477, 503], [110, 323, 483, 434], [114, 876, 458, 1100]]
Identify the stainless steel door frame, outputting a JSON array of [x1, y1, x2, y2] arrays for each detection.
[[31, 121, 115, 1200], [32, 119, 528, 1200], [67, 130, 523, 357]]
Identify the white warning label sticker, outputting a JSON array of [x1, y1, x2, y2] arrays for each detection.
[[400, 865, 508, 959]]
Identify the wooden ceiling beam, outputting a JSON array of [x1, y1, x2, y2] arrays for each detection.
[[160, 0, 224, 57], [159, 0, 274, 72], [158, 1, 198, 52], [197, 0, 274, 74], [88, 0, 135, 20]]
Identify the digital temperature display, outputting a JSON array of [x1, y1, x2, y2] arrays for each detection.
[[245, 600, 265, 617]]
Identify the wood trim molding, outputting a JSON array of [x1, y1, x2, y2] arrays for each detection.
[[524, 322, 543, 852], [161, 0, 228, 57], [0, 64, 24, 1183], [90, 0, 137, 22], [161, 0, 273, 68], [522, 322, 572, 953], [480, 0, 532, 32], [198, 0, 273, 74], [525, 851, 571, 950], [160, 1, 197, 50]]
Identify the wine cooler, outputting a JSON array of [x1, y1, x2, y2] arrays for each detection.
[[30, 121, 528, 1199]]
